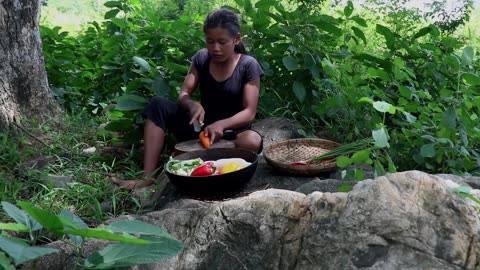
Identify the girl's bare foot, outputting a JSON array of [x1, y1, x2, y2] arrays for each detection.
[[111, 176, 154, 190]]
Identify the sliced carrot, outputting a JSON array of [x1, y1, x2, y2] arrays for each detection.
[[199, 132, 211, 148]]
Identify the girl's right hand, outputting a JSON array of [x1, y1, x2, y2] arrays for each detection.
[[189, 101, 205, 126]]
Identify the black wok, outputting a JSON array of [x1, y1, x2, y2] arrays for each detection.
[[165, 148, 258, 194]]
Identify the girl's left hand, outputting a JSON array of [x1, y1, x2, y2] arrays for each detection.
[[204, 122, 224, 143]]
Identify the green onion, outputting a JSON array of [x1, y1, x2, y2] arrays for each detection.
[[309, 138, 374, 163]]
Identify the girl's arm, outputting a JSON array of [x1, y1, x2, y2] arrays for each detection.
[[239, 78, 261, 124], [178, 64, 204, 125]]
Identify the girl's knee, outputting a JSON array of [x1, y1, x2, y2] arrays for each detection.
[[235, 130, 262, 152]]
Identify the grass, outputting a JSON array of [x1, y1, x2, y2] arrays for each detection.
[[0, 113, 147, 226]]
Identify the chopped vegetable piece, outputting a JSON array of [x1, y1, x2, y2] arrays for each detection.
[[291, 161, 308, 166], [220, 162, 244, 174], [166, 157, 204, 176], [191, 161, 215, 176], [199, 132, 211, 148], [213, 158, 251, 169]]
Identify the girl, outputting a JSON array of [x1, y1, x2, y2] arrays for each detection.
[[112, 8, 264, 189]]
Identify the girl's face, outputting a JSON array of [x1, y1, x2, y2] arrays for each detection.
[[205, 27, 240, 63]]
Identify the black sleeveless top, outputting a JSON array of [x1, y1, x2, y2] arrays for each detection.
[[192, 48, 264, 125]]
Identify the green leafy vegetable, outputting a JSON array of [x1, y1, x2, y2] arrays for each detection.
[[165, 157, 204, 176]]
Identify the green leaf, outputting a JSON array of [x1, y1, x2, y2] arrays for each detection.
[[351, 26, 366, 45], [244, 0, 253, 13], [421, 135, 436, 142], [372, 128, 389, 148], [0, 223, 29, 232], [104, 9, 120, 19], [293, 81, 306, 103], [104, 1, 122, 8], [350, 149, 371, 163], [132, 56, 151, 73], [387, 155, 397, 173], [351, 16, 367, 27], [64, 228, 156, 244], [126, 79, 144, 93], [459, 128, 469, 146], [412, 26, 432, 40], [373, 101, 392, 113], [336, 156, 352, 168], [114, 94, 147, 111], [441, 107, 457, 129], [303, 53, 316, 69], [420, 144, 436, 158], [337, 184, 351, 192], [344, 1, 354, 17], [17, 202, 65, 238], [164, 62, 189, 73], [462, 47, 474, 66], [368, 67, 390, 81], [149, 77, 170, 97], [456, 185, 472, 194], [84, 236, 185, 269], [353, 169, 365, 180], [316, 22, 342, 37], [403, 112, 417, 123], [1, 202, 42, 232], [340, 64, 352, 73], [376, 24, 395, 50], [353, 53, 391, 70], [358, 97, 373, 104], [387, 105, 396, 114], [0, 251, 15, 270], [374, 160, 385, 177], [0, 236, 59, 266], [59, 210, 89, 246], [104, 119, 133, 133], [398, 85, 411, 99], [111, 18, 126, 29], [107, 220, 178, 240], [393, 67, 405, 80], [462, 73, 480, 85], [101, 65, 121, 70], [282, 56, 298, 71]]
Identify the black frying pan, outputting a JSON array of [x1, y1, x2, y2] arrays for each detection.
[[165, 148, 258, 194]]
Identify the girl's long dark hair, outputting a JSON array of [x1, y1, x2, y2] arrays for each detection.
[[203, 9, 247, 54]]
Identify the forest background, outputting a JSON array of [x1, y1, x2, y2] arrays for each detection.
[[1, 0, 480, 226]]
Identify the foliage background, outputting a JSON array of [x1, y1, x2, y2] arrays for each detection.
[[39, 0, 480, 175]]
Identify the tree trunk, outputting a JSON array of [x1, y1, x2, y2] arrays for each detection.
[[0, 0, 60, 131]]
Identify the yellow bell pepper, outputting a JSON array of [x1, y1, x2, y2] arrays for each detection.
[[220, 162, 244, 174]]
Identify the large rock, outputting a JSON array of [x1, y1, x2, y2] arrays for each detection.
[[31, 171, 480, 270], [251, 117, 302, 149]]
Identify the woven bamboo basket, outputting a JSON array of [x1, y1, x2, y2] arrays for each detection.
[[263, 138, 341, 175]]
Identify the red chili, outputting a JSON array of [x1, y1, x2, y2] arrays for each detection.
[[291, 161, 308, 166], [190, 162, 215, 176]]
